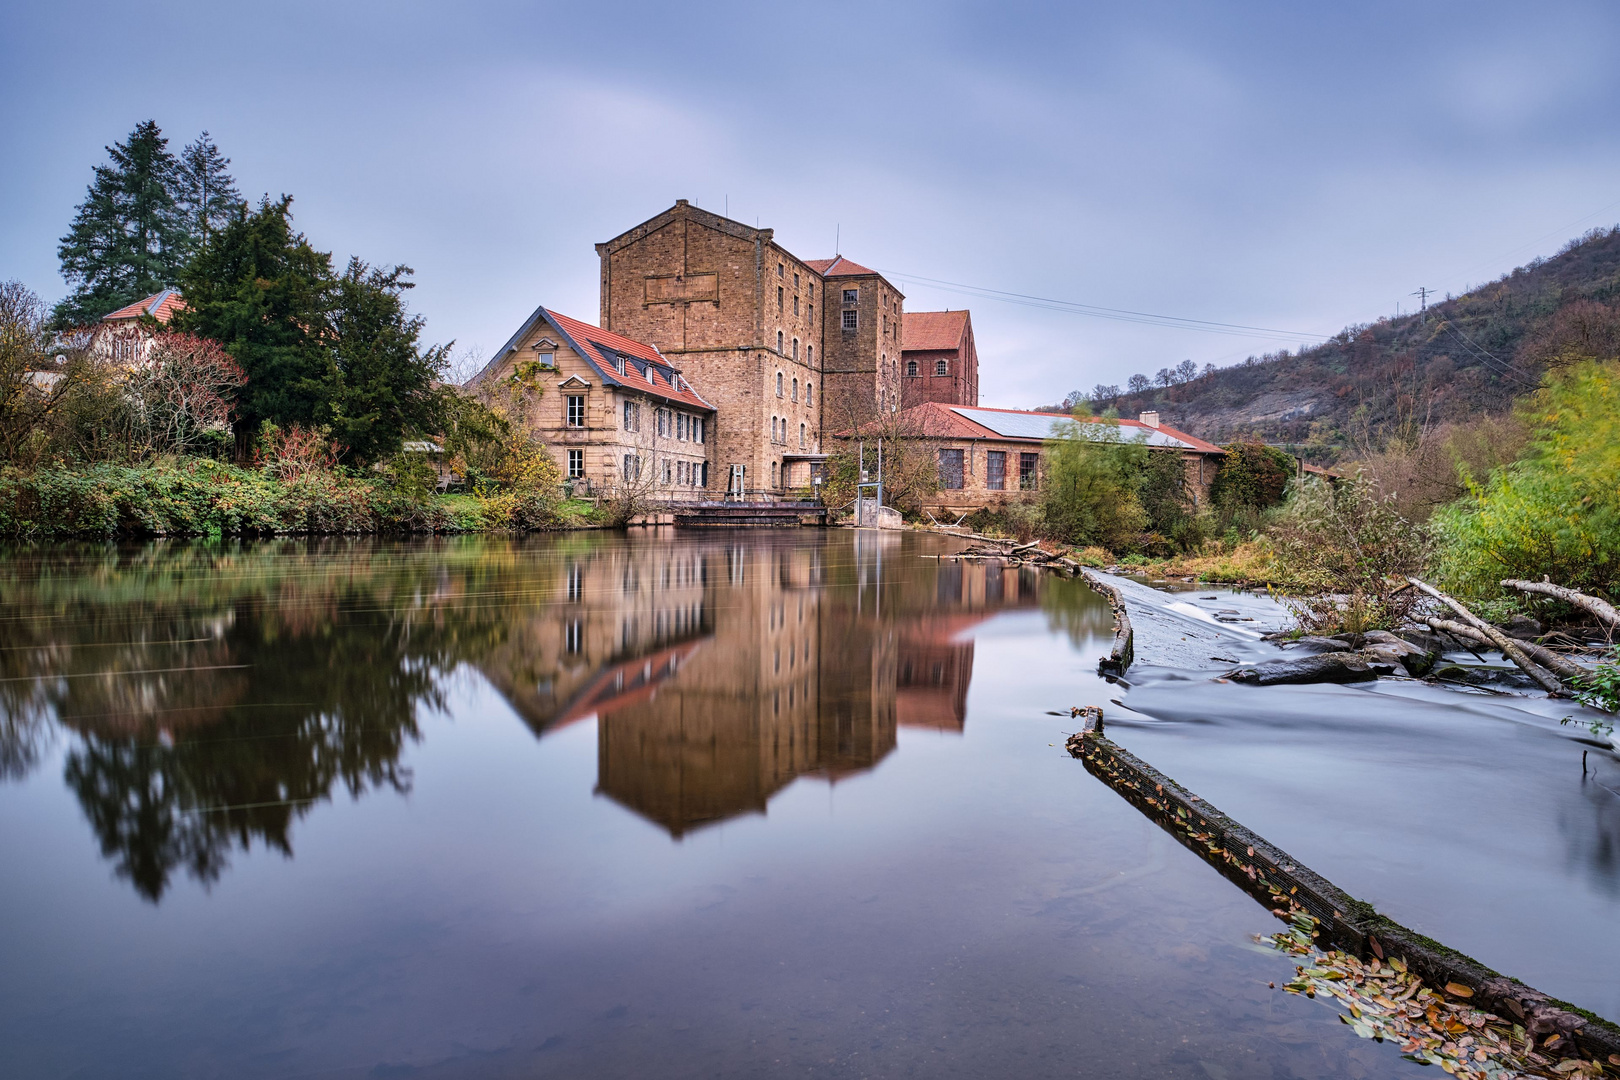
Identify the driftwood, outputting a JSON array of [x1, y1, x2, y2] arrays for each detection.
[[1425, 617, 1588, 682], [1500, 579, 1620, 632], [1407, 578, 1566, 695]]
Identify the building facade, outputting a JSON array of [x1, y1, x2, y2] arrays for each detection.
[[803, 256, 906, 426], [467, 305, 715, 499], [889, 402, 1224, 516], [900, 309, 978, 407]]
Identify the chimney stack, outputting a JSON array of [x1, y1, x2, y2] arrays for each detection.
[[1139, 411, 1160, 428]]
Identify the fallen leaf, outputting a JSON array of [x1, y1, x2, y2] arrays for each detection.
[[1444, 982, 1473, 999]]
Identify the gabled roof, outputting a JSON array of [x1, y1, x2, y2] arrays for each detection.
[[470, 305, 714, 411], [882, 402, 1224, 454], [102, 289, 185, 324], [902, 310, 970, 352], [804, 256, 879, 278]]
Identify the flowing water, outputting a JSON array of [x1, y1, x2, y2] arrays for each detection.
[[0, 531, 1600, 1078]]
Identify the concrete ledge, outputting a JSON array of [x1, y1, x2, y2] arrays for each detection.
[[1080, 569, 1134, 675]]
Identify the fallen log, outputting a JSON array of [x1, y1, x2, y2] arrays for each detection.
[[1500, 579, 1620, 632], [1425, 617, 1588, 682], [1407, 578, 1567, 695]]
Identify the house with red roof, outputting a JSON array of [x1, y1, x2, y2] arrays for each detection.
[[884, 402, 1226, 516], [900, 309, 979, 408], [468, 305, 716, 498], [93, 288, 187, 366]]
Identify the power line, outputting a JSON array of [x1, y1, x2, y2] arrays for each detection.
[[879, 269, 1334, 343]]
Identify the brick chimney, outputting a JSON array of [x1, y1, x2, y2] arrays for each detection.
[[1139, 411, 1160, 428]]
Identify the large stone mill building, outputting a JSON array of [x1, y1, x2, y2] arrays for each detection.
[[472, 200, 979, 498]]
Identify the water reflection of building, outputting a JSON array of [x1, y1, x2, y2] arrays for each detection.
[[477, 536, 1046, 837]]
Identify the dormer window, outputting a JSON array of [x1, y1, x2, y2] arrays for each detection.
[[613, 355, 626, 375]]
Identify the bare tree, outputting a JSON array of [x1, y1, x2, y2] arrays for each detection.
[[124, 332, 246, 457], [0, 281, 92, 465]]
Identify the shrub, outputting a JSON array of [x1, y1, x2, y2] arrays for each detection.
[[1041, 415, 1148, 549], [1434, 359, 1620, 599], [1210, 437, 1294, 532], [1269, 475, 1431, 633]]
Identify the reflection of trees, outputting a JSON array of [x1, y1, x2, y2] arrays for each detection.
[[0, 538, 545, 902]]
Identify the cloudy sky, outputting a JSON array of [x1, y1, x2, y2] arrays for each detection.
[[5, 1, 1619, 407]]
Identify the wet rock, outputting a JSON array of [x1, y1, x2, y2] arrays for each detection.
[[1360, 635, 1435, 677], [1391, 627, 1448, 655], [1281, 635, 1353, 653], [1433, 664, 1492, 685], [1497, 614, 1543, 641], [1223, 652, 1378, 685]]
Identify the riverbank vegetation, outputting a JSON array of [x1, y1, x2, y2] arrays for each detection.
[[2, 121, 593, 538]]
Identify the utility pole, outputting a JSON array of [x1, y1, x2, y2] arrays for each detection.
[[1412, 286, 1432, 311]]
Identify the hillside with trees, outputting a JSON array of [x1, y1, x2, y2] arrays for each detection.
[[1066, 226, 1620, 461]]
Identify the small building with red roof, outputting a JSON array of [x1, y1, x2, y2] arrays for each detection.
[[880, 402, 1226, 515], [468, 305, 716, 498], [901, 309, 978, 408], [94, 288, 187, 366]]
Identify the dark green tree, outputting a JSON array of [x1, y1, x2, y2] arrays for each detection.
[[325, 260, 451, 461], [55, 121, 188, 326], [176, 196, 333, 450], [1209, 437, 1295, 530], [174, 131, 242, 257]]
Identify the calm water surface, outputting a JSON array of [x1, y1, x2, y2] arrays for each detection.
[[3, 531, 1431, 1078]]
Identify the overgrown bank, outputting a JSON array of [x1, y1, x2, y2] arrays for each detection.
[[0, 460, 603, 539]]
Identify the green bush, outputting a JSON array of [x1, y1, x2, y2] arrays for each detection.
[[1041, 415, 1149, 549], [1434, 360, 1620, 598]]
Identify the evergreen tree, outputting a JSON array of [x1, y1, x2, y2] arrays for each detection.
[[325, 260, 451, 462], [175, 132, 242, 257], [176, 196, 333, 450], [55, 121, 188, 326]]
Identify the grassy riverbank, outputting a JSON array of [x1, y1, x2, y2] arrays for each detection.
[[0, 460, 605, 538]]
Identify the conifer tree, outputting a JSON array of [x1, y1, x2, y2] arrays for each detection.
[[175, 132, 242, 258], [177, 196, 334, 451], [55, 121, 187, 327]]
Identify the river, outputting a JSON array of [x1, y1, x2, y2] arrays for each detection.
[[0, 530, 1605, 1078]]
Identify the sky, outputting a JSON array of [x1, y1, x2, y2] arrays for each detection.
[[5, 1, 1620, 408]]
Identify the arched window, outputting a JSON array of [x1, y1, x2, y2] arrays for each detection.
[[936, 359, 949, 376], [792, 337, 799, 359], [799, 423, 806, 448], [906, 359, 918, 377], [792, 378, 798, 401], [776, 371, 784, 397], [806, 383, 812, 407], [777, 330, 784, 353], [806, 344, 813, 364]]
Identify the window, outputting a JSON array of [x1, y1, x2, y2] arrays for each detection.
[[536, 351, 555, 368], [657, 409, 668, 436], [695, 418, 704, 443], [568, 448, 585, 479], [938, 448, 965, 490], [662, 458, 672, 484], [906, 359, 918, 377], [936, 359, 949, 376], [842, 310, 858, 330], [799, 422, 806, 448], [806, 344, 813, 365], [622, 400, 640, 431], [793, 272, 799, 289], [566, 394, 586, 427], [843, 288, 858, 304], [777, 286, 784, 311], [793, 295, 799, 316], [791, 378, 798, 401], [777, 372, 784, 397], [808, 304, 813, 322], [986, 450, 1006, 491], [613, 355, 625, 375], [1019, 452, 1040, 490], [808, 281, 814, 296], [777, 262, 784, 277], [777, 330, 784, 353], [792, 337, 799, 360], [564, 618, 582, 654], [882, 315, 888, 332], [623, 453, 641, 480], [805, 383, 812, 407]]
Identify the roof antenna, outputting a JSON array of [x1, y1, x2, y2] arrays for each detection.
[[836, 224, 840, 255], [725, 194, 729, 219]]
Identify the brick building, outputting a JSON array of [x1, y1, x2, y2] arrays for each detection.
[[892, 403, 1224, 516], [467, 305, 715, 498], [900, 309, 978, 407], [595, 201, 904, 494]]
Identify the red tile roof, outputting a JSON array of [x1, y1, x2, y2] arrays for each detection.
[[879, 402, 1225, 454], [541, 308, 715, 411], [102, 289, 185, 324], [902, 310, 969, 352], [804, 256, 878, 278]]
